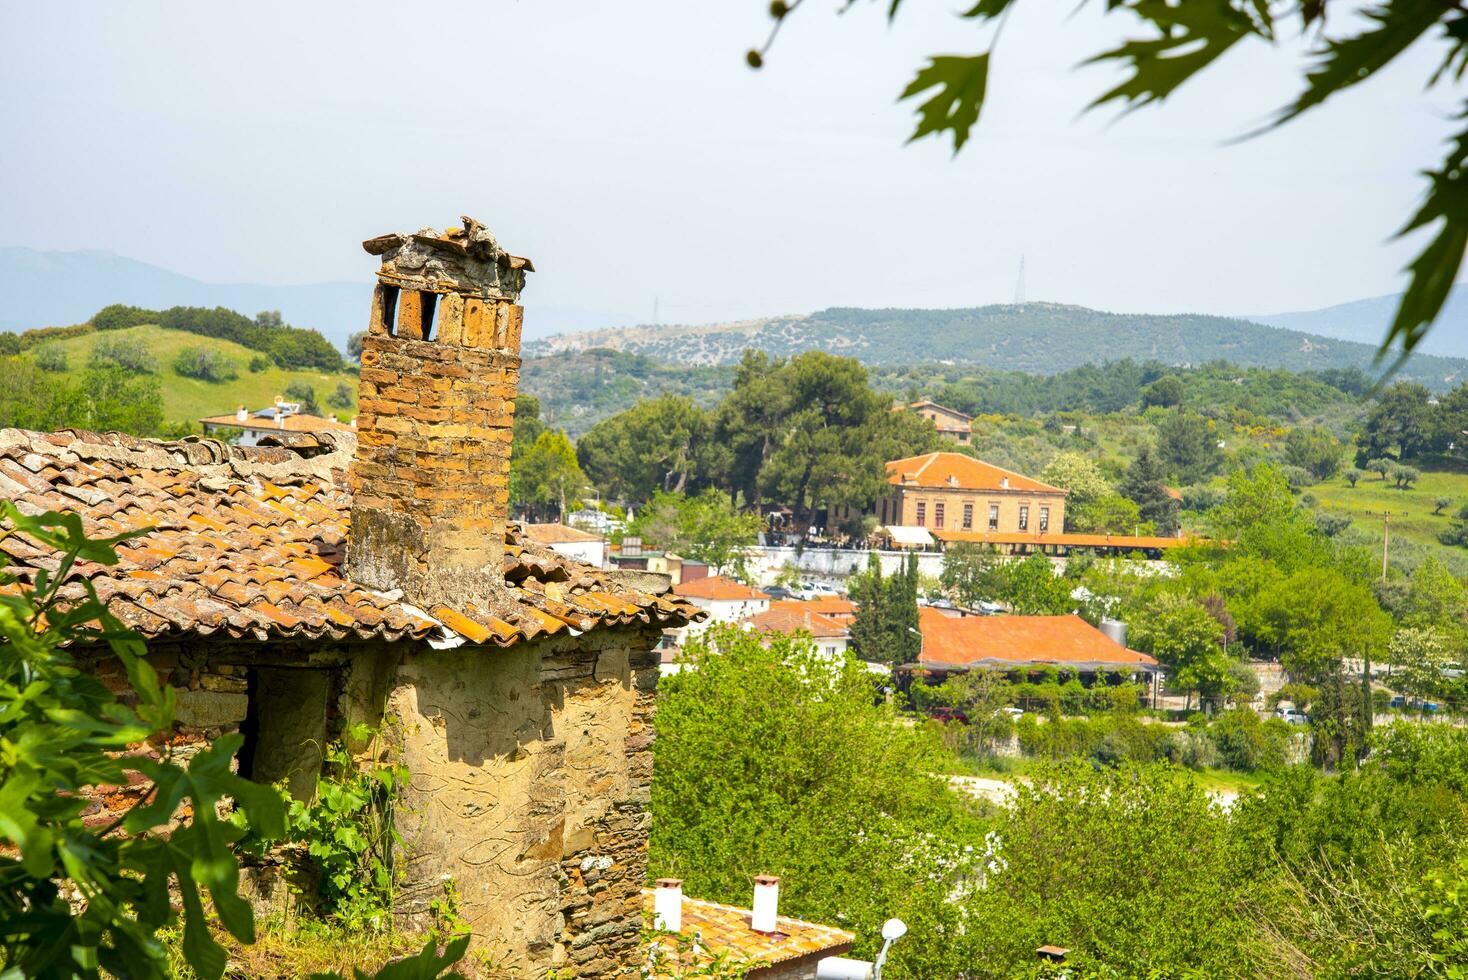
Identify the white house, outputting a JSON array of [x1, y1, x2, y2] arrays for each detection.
[[671, 575, 769, 643], [521, 523, 607, 568], [741, 600, 851, 659]]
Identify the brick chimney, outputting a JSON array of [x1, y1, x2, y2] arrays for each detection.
[[345, 216, 534, 607]]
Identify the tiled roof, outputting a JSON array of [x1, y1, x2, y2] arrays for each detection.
[[0, 428, 698, 647], [522, 522, 603, 544], [199, 413, 356, 434], [917, 607, 1158, 670], [642, 891, 854, 975], [742, 605, 849, 639], [771, 596, 857, 619], [674, 575, 768, 602], [934, 529, 1186, 550], [886, 452, 1063, 494]]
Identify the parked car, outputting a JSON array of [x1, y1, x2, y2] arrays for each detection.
[[996, 706, 1024, 721], [1389, 695, 1407, 710], [927, 706, 969, 725], [1276, 707, 1310, 725], [763, 586, 792, 601]]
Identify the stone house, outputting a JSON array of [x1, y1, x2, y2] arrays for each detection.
[[830, 451, 1067, 536], [0, 218, 700, 979], [899, 399, 973, 445]]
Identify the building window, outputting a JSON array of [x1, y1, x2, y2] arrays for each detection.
[[962, 503, 973, 529], [988, 503, 999, 531], [1019, 505, 1029, 532], [916, 502, 926, 526], [934, 502, 945, 528], [1039, 506, 1050, 533]]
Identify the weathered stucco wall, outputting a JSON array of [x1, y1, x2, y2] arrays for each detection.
[[389, 624, 662, 978]]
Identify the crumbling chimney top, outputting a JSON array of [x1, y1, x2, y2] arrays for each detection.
[[363, 215, 534, 303]]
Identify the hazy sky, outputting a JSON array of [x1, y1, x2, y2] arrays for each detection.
[[0, 2, 1456, 327]]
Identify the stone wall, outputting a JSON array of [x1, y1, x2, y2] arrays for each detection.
[[388, 623, 663, 978]]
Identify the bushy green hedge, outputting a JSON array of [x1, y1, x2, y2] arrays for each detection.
[[1014, 708, 1294, 773]]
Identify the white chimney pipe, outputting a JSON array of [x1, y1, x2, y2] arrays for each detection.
[[1000, 477, 1009, 489], [751, 875, 779, 933], [654, 878, 683, 933], [235, 405, 248, 423]]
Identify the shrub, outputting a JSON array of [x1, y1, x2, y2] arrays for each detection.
[[0, 333, 19, 357], [284, 381, 320, 416], [326, 380, 354, 410], [90, 303, 155, 331], [1345, 468, 1363, 487], [248, 354, 270, 372], [33, 342, 68, 372], [90, 334, 158, 373], [172, 346, 239, 382]]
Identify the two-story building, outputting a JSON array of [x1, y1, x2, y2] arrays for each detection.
[[901, 400, 973, 445], [850, 451, 1067, 537]]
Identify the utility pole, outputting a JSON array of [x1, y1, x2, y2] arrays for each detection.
[[1381, 512, 1391, 582]]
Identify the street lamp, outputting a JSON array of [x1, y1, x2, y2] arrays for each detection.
[[815, 918, 908, 980]]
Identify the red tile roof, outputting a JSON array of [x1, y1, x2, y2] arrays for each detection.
[[917, 607, 1157, 670], [771, 597, 857, 619], [0, 428, 698, 647], [934, 529, 1187, 550], [886, 452, 1064, 494], [642, 891, 854, 976], [199, 413, 355, 434], [674, 575, 768, 602], [742, 605, 849, 639]]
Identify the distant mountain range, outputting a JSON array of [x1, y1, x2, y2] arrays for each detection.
[[5, 245, 1468, 377], [526, 303, 1468, 388], [0, 247, 626, 351], [1247, 285, 1468, 359]]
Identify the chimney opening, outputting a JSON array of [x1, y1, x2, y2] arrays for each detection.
[[420, 290, 438, 341], [380, 285, 400, 338]]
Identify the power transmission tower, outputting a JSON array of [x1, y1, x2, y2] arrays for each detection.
[[1013, 256, 1026, 305]]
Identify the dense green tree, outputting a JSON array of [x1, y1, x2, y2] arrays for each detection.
[[511, 394, 546, 465], [283, 381, 319, 416], [1118, 448, 1179, 536], [1039, 451, 1141, 532], [89, 335, 158, 374], [576, 396, 715, 502], [626, 490, 762, 576], [1358, 382, 1435, 463], [1389, 627, 1452, 706], [172, 346, 238, 383], [512, 429, 587, 520], [1130, 592, 1230, 708], [1156, 409, 1223, 484], [0, 334, 18, 356], [1285, 425, 1343, 482], [33, 343, 67, 373], [1140, 374, 1184, 409], [346, 331, 365, 363], [939, 542, 1002, 607]]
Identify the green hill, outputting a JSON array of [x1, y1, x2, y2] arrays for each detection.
[[19, 324, 357, 428], [529, 302, 1468, 388]]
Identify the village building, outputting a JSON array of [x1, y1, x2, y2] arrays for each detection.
[[522, 521, 608, 568], [199, 396, 356, 447], [829, 451, 1067, 541], [609, 535, 711, 586], [912, 607, 1158, 684], [0, 218, 701, 979], [671, 574, 770, 640], [646, 878, 856, 980], [933, 528, 1187, 559], [899, 399, 973, 445], [740, 600, 851, 658]]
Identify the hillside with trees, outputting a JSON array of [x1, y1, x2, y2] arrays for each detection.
[[530, 303, 1468, 385]]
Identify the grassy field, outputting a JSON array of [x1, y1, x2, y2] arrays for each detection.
[[1309, 455, 1468, 550], [22, 325, 358, 429]]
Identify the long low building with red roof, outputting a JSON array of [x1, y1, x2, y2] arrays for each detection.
[[915, 607, 1158, 677], [933, 528, 1189, 557]]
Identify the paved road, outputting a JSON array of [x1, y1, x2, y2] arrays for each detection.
[[946, 774, 1239, 809]]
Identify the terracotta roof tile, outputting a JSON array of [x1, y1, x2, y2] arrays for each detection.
[[886, 451, 1064, 494], [674, 575, 768, 602], [0, 428, 699, 648], [643, 891, 854, 976], [742, 606, 849, 639], [917, 607, 1157, 670]]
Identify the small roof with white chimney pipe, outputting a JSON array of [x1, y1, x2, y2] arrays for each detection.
[[643, 876, 855, 978]]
